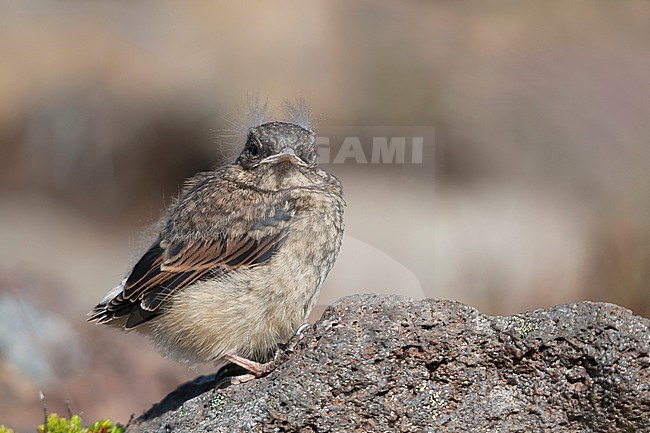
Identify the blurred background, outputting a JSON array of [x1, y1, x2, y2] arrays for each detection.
[[1, 0, 649, 430]]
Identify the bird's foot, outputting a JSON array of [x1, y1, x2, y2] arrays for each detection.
[[295, 322, 311, 336], [223, 354, 276, 383], [282, 322, 312, 354], [212, 362, 246, 389], [224, 325, 312, 384], [229, 373, 256, 385]]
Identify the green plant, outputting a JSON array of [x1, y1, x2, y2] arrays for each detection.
[[34, 413, 123, 433]]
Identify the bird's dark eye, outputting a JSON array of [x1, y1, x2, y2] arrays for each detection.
[[304, 149, 316, 164]]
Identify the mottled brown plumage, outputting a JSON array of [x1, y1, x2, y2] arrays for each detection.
[[89, 121, 344, 374]]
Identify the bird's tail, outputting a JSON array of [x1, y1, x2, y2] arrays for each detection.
[[87, 279, 126, 324]]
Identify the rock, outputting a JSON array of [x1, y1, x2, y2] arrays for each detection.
[[127, 294, 650, 432]]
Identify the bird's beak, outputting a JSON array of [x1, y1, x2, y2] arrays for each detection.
[[262, 147, 302, 165], [276, 147, 296, 163]]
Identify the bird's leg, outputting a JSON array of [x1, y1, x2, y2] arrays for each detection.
[[224, 354, 276, 375], [224, 354, 276, 384], [225, 324, 312, 384]]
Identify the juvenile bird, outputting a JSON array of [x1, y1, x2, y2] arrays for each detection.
[[88, 120, 344, 380]]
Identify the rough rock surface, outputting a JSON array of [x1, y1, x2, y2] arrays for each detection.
[[127, 294, 650, 432]]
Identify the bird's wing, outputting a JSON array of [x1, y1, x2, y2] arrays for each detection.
[[89, 191, 296, 329]]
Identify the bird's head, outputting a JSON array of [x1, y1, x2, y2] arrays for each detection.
[[238, 121, 317, 171]]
